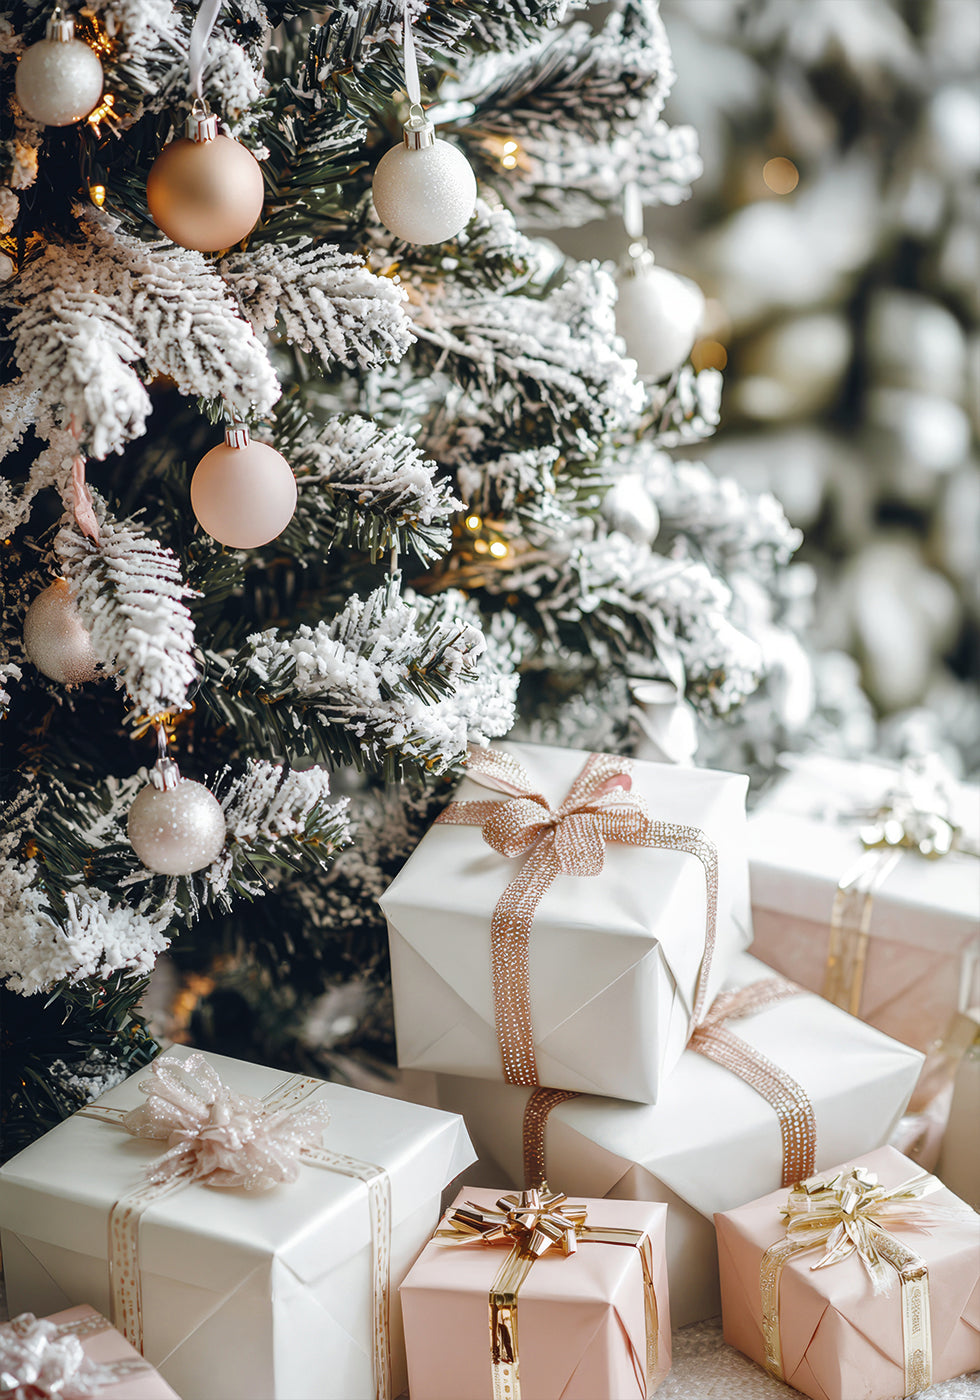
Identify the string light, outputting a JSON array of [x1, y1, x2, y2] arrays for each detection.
[[86, 92, 117, 134], [474, 538, 489, 554], [89, 183, 106, 207], [488, 540, 508, 558], [691, 339, 728, 372], [465, 514, 482, 531]]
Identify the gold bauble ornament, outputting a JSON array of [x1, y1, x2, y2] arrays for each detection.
[[146, 103, 264, 253]]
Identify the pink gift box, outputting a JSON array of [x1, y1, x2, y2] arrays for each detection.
[[0, 1305, 181, 1398], [716, 1145, 980, 1400], [748, 756, 980, 1054], [400, 1190, 671, 1400]]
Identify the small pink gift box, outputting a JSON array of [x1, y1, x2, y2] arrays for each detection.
[[400, 1189, 670, 1400], [0, 1304, 181, 1398], [715, 1144, 980, 1400]]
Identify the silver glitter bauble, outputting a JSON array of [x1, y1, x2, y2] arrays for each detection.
[[23, 577, 101, 685], [372, 113, 476, 245], [128, 770, 226, 876], [16, 18, 103, 127], [615, 251, 704, 382]]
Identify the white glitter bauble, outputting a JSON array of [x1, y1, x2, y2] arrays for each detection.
[[603, 473, 661, 546], [372, 136, 477, 245], [16, 24, 103, 127], [191, 436, 297, 549], [615, 254, 704, 382], [23, 577, 101, 685], [128, 773, 226, 876]]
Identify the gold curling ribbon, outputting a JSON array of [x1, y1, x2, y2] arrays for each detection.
[[521, 978, 815, 1193], [80, 1073, 393, 1400], [436, 1188, 661, 1400], [436, 747, 720, 1087], [760, 1166, 943, 1395]]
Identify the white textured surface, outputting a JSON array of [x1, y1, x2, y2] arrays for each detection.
[[664, 1319, 980, 1399]]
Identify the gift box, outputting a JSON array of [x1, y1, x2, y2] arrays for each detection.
[[937, 1013, 980, 1210], [400, 1188, 670, 1400], [437, 953, 923, 1327], [380, 741, 751, 1103], [749, 754, 980, 1052], [0, 1305, 181, 1399], [0, 1046, 475, 1400], [715, 1145, 980, 1400]]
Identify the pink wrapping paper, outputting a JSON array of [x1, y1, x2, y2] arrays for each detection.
[[400, 1190, 670, 1400], [716, 1145, 980, 1400], [11, 1305, 182, 1398]]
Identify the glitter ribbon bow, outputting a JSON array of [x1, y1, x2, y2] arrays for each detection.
[[436, 747, 719, 1085], [761, 1166, 953, 1394], [0, 1313, 150, 1400], [122, 1052, 332, 1192]]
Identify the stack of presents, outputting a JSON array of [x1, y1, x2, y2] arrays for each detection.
[[1, 741, 978, 1399]]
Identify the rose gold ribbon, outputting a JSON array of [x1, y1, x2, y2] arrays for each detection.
[[436, 747, 720, 1086], [521, 978, 815, 1192], [79, 1057, 392, 1400], [760, 1166, 954, 1394], [436, 1188, 662, 1400], [689, 977, 816, 1187]]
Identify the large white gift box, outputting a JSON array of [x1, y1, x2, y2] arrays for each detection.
[[380, 741, 752, 1103], [748, 754, 980, 1052], [437, 953, 923, 1328], [0, 1046, 475, 1400]]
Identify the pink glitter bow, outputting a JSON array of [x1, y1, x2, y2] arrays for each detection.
[[123, 1052, 331, 1191]]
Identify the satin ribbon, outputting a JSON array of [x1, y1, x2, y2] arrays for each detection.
[[761, 1166, 948, 1395], [436, 747, 720, 1086], [436, 1189, 661, 1400], [189, 0, 222, 100], [79, 1054, 392, 1400], [0, 1311, 151, 1399], [823, 758, 972, 1017], [402, 8, 421, 107], [521, 978, 815, 1192]]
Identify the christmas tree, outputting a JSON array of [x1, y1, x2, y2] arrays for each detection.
[[0, 0, 807, 1157]]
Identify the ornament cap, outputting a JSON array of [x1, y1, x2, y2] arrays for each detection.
[[186, 98, 218, 144], [403, 104, 436, 150], [151, 756, 182, 792], [224, 404, 250, 449], [45, 7, 75, 41], [619, 238, 656, 280]]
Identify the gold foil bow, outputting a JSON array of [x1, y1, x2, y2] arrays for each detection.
[[437, 747, 719, 1085], [437, 1189, 662, 1400], [761, 1166, 950, 1395]]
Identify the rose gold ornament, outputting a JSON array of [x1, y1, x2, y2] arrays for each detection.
[[23, 577, 101, 685], [191, 419, 297, 549], [146, 101, 264, 253]]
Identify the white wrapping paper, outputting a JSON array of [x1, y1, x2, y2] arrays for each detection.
[[437, 954, 923, 1327], [749, 755, 980, 1050], [380, 741, 752, 1103], [0, 1047, 475, 1400]]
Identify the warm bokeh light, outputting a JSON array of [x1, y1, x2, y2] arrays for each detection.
[[763, 156, 799, 194], [691, 338, 728, 372], [488, 540, 508, 558], [89, 183, 106, 207], [473, 538, 489, 554], [465, 513, 482, 530]]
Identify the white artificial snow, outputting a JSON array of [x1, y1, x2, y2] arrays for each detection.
[[56, 495, 198, 716], [221, 238, 414, 371]]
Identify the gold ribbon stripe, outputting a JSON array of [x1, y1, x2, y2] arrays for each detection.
[[80, 1074, 392, 1400], [760, 1168, 936, 1395], [437, 749, 719, 1087]]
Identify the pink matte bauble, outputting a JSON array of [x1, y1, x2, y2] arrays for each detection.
[[146, 134, 264, 252], [190, 439, 297, 548]]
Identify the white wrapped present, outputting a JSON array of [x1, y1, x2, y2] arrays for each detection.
[[749, 754, 980, 1051], [437, 953, 923, 1327], [0, 1047, 475, 1400], [380, 741, 751, 1103]]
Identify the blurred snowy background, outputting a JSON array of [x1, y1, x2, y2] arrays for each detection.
[[559, 0, 979, 775]]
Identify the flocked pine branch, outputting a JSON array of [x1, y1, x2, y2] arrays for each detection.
[[1, 218, 280, 460], [220, 238, 414, 374], [56, 493, 199, 716], [204, 574, 518, 777], [274, 405, 461, 565]]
